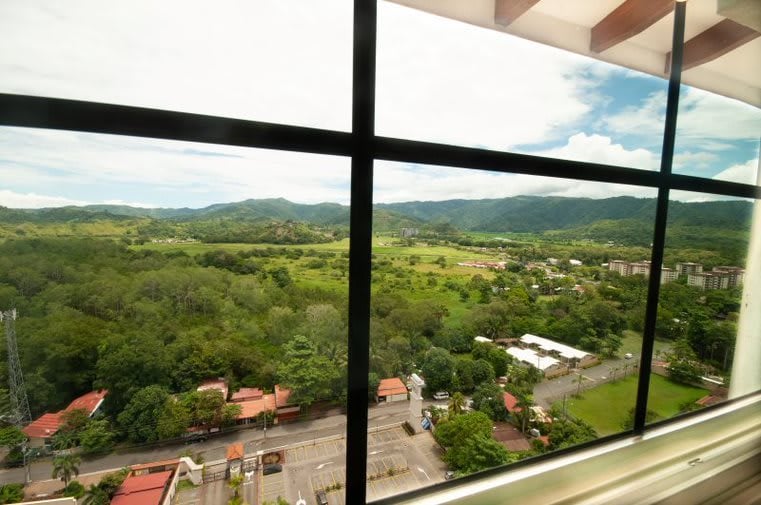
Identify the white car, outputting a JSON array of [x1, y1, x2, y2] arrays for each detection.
[[433, 391, 450, 400], [624, 353, 634, 359]]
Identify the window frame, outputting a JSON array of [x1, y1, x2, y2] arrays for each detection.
[[0, 1, 759, 503]]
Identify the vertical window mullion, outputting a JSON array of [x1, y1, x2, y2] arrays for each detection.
[[634, 0, 686, 433], [346, 1, 377, 503]]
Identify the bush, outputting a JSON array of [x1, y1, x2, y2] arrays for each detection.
[[0, 482, 24, 504], [64, 480, 85, 499]]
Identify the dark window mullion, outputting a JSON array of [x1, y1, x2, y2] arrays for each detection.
[[346, 1, 377, 504], [634, 0, 687, 433]]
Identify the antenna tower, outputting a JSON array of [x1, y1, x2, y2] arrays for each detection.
[[2, 309, 31, 427]]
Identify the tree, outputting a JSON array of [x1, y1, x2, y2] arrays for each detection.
[[52, 453, 81, 487], [548, 418, 597, 450], [448, 392, 466, 417], [470, 359, 495, 387], [515, 393, 534, 434], [182, 389, 229, 428], [446, 433, 514, 474], [434, 411, 492, 449], [228, 473, 244, 502], [83, 484, 109, 505], [156, 398, 191, 440], [79, 419, 115, 454], [421, 347, 456, 394], [117, 385, 170, 443], [0, 483, 24, 504], [471, 383, 508, 421], [0, 427, 26, 450], [621, 407, 660, 430], [64, 480, 86, 499], [276, 336, 340, 407]]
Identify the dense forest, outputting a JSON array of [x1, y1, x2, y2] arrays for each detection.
[[0, 195, 748, 456]]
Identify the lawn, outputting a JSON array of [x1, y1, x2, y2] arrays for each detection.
[[620, 330, 673, 358], [566, 374, 708, 436]]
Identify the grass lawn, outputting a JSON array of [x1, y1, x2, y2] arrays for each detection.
[[567, 374, 708, 436], [620, 330, 672, 358]]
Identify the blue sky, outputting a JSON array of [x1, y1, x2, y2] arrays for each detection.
[[0, 0, 758, 209]]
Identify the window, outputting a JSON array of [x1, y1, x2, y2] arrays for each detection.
[[1, 1, 759, 504]]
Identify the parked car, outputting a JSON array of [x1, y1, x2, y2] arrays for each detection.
[[444, 470, 455, 480], [433, 391, 450, 400], [316, 489, 329, 504], [263, 464, 282, 475]]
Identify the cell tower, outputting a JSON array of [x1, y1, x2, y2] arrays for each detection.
[[2, 309, 32, 427]]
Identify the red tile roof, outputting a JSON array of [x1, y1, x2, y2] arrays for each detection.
[[227, 443, 244, 461], [111, 470, 172, 505], [130, 459, 180, 472], [65, 389, 107, 416], [23, 412, 64, 439], [377, 378, 408, 397], [274, 384, 293, 408], [234, 394, 277, 419], [230, 387, 263, 402], [197, 379, 228, 400], [503, 392, 523, 413]]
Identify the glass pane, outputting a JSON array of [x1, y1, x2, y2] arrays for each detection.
[[368, 160, 656, 498], [376, 2, 668, 170], [0, 126, 349, 505], [647, 189, 758, 425], [671, 1, 761, 185], [0, 1, 352, 131]]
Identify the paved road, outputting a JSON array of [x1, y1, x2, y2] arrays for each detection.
[[0, 399, 419, 486], [533, 355, 641, 409]]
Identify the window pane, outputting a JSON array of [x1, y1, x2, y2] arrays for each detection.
[[368, 161, 656, 497], [376, 2, 668, 170], [0, 126, 349, 505], [671, 1, 761, 185], [647, 189, 758, 426], [0, 1, 352, 130]]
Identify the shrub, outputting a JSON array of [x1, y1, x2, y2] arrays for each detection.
[[64, 480, 85, 499]]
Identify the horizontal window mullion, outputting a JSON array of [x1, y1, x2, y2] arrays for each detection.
[[0, 93, 353, 157]]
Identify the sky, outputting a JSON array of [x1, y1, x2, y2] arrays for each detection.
[[0, 0, 759, 209]]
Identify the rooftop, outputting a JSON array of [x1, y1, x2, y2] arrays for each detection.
[[507, 346, 561, 371], [65, 389, 107, 416], [520, 334, 593, 360], [230, 387, 264, 402], [274, 384, 293, 408], [377, 377, 408, 397], [22, 412, 64, 439], [234, 394, 277, 420], [110, 470, 172, 505]]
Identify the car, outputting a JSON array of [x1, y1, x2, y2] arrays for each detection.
[[624, 353, 634, 359], [433, 391, 450, 400], [263, 463, 282, 475], [316, 489, 329, 504], [444, 470, 455, 480]]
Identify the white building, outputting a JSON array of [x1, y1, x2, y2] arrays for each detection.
[[506, 346, 566, 378], [519, 334, 598, 369]]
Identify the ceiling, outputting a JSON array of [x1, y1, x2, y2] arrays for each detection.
[[387, 0, 761, 107]]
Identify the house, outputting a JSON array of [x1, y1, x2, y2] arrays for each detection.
[[520, 334, 598, 369], [506, 346, 567, 378], [110, 470, 174, 505], [274, 384, 300, 422], [23, 390, 108, 448], [503, 392, 523, 415], [196, 378, 228, 400], [232, 393, 277, 425], [376, 378, 409, 403], [230, 387, 263, 403]]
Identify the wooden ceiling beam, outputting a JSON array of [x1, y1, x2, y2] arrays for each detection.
[[494, 0, 541, 27], [665, 18, 760, 73], [591, 0, 674, 53]]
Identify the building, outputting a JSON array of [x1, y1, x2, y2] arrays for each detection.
[[520, 334, 598, 369], [399, 227, 419, 238], [675, 262, 703, 277], [23, 390, 108, 448], [660, 267, 678, 284], [503, 392, 523, 415], [506, 346, 567, 378], [688, 267, 744, 290], [232, 393, 277, 425], [608, 260, 676, 283], [376, 377, 409, 403], [196, 378, 228, 400], [230, 387, 264, 403], [111, 470, 174, 505], [274, 384, 300, 422]]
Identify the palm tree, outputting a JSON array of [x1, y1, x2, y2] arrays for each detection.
[[448, 392, 466, 417], [228, 474, 244, 499], [51, 453, 81, 487], [515, 394, 533, 434], [82, 484, 109, 505]]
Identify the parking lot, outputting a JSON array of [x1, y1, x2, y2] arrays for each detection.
[[259, 425, 447, 504]]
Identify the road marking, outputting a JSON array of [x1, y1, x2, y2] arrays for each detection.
[[295, 490, 306, 505], [315, 461, 334, 470], [369, 450, 384, 455], [416, 466, 430, 481]]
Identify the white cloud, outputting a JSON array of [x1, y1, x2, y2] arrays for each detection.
[[0, 190, 88, 209], [532, 133, 659, 171], [713, 158, 760, 186]]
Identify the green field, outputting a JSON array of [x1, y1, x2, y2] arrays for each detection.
[[567, 374, 708, 436]]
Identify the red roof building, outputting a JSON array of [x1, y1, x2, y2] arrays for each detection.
[[22, 412, 64, 440], [274, 384, 293, 408], [377, 378, 408, 397], [230, 387, 263, 403], [197, 378, 228, 401], [503, 392, 523, 414], [234, 393, 277, 421], [66, 389, 108, 416], [111, 470, 173, 505], [227, 443, 244, 461]]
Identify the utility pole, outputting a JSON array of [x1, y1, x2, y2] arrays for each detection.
[[2, 309, 32, 483]]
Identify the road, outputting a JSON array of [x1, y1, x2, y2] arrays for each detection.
[[533, 355, 641, 409], [0, 399, 418, 486]]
